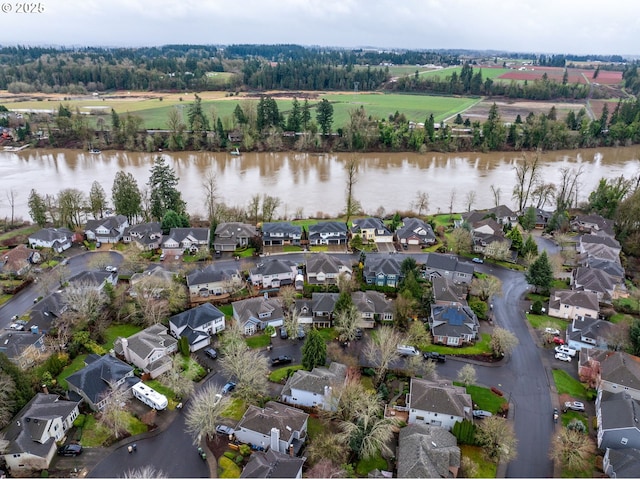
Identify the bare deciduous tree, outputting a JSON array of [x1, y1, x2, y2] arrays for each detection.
[[261, 194, 281, 222], [62, 279, 107, 322], [334, 303, 361, 342], [490, 185, 501, 209], [448, 189, 457, 216], [406, 354, 438, 380], [364, 326, 404, 386], [490, 327, 519, 357], [406, 321, 432, 348], [305, 432, 348, 469], [184, 384, 230, 444], [549, 428, 596, 471], [121, 466, 168, 479], [336, 271, 358, 294], [306, 458, 347, 479], [0, 373, 16, 429], [412, 191, 430, 216], [344, 158, 361, 227], [99, 382, 130, 439], [158, 355, 197, 399], [202, 171, 219, 223], [475, 416, 518, 463], [555, 165, 584, 212], [512, 152, 540, 212], [470, 276, 503, 302], [6, 188, 17, 226], [449, 227, 473, 255], [457, 364, 477, 387], [465, 190, 477, 212], [485, 240, 512, 261]]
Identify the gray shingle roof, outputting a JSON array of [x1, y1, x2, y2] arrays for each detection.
[[606, 448, 640, 478], [430, 304, 478, 337], [351, 217, 392, 236], [396, 217, 436, 244], [0, 330, 44, 361], [424, 253, 474, 275], [351, 290, 393, 314], [214, 222, 258, 246], [29, 227, 73, 243], [432, 276, 467, 305], [306, 253, 350, 276], [363, 256, 402, 278], [114, 324, 176, 361], [398, 423, 460, 478], [573, 267, 618, 296], [163, 227, 210, 244], [308, 221, 347, 238], [600, 391, 640, 431], [281, 362, 347, 397], [187, 265, 240, 287], [261, 222, 301, 239], [169, 303, 224, 330], [551, 290, 599, 311], [233, 296, 285, 327], [237, 401, 308, 442], [65, 354, 135, 405], [409, 378, 472, 418], [580, 234, 621, 250], [85, 215, 128, 238], [601, 352, 640, 391], [251, 259, 297, 276], [68, 270, 114, 287], [240, 449, 305, 478]]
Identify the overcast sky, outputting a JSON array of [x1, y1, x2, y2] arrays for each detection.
[[1, 0, 639, 56]]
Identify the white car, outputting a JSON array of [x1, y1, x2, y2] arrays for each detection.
[[555, 352, 572, 362], [105, 265, 117, 272], [544, 327, 560, 336]]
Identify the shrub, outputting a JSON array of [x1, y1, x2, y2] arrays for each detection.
[[40, 470, 49, 478], [239, 444, 251, 456], [234, 454, 244, 465], [223, 451, 235, 460], [452, 419, 476, 445], [531, 300, 543, 315], [567, 418, 587, 433], [73, 414, 86, 428], [490, 387, 504, 397]]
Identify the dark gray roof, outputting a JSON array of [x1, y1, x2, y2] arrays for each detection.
[[430, 304, 478, 337], [130, 265, 176, 286], [68, 270, 114, 287], [237, 401, 308, 442], [573, 214, 615, 236], [187, 265, 240, 287], [569, 316, 613, 344], [583, 256, 625, 278], [30, 291, 66, 332], [251, 259, 297, 277], [311, 292, 339, 313], [240, 449, 305, 478], [363, 256, 402, 278], [432, 276, 467, 305], [573, 267, 618, 296], [600, 391, 640, 431], [85, 215, 127, 237], [4, 393, 81, 457], [409, 378, 472, 418], [114, 324, 176, 361], [396, 217, 436, 243], [164, 227, 210, 244], [170, 303, 224, 330], [125, 222, 162, 246], [580, 234, 621, 250], [551, 290, 599, 311], [29, 227, 73, 243], [306, 253, 350, 275], [351, 217, 392, 236], [281, 362, 347, 397], [424, 253, 474, 275], [0, 331, 44, 360], [308, 221, 347, 236], [601, 352, 640, 391], [490, 204, 516, 219], [65, 354, 136, 405], [214, 222, 258, 245], [261, 222, 301, 238], [606, 448, 640, 478], [351, 290, 393, 314], [398, 423, 460, 478], [233, 296, 285, 327]]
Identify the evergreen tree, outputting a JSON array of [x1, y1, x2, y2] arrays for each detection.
[[88, 181, 107, 219], [148, 156, 186, 220], [112, 171, 142, 224], [425, 114, 435, 142], [286, 97, 302, 132], [522, 234, 538, 257], [301, 99, 311, 131], [316, 99, 334, 135], [506, 227, 524, 254], [28, 189, 48, 227], [301, 328, 327, 370], [233, 104, 247, 125], [216, 117, 227, 147], [525, 250, 553, 293]]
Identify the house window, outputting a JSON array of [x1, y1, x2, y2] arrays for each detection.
[[416, 416, 424, 421], [621, 437, 628, 445]]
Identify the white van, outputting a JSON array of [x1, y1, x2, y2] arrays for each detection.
[[397, 345, 420, 357], [555, 345, 577, 357]]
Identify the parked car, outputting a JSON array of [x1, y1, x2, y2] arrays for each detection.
[[472, 410, 493, 419], [354, 328, 363, 340], [472, 257, 484, 264], [423, 351, 446, 363], [57, 444, 83, 456], [555, 345, 577, 357], [297, 326, 306, 340], [552, 336, 565, 345], [555, 352, 572, 362], [160, 253, 166, 261], [544, 327, 560, 336], [215, 424, 235, 436], [8, 322, 25, 331], [95, 241, 102, 248], [397, 345, 420, 356], [564, 401, 585, 412], [204, 347, 217, 360], [105, 265, 117, 272], [271, 355, 293, 367], [222, 382, 236, 394], [280, 327, 288, 339]]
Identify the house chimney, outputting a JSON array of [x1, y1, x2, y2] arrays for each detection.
[[42, 384, 49, 394], [289, 444, 294, 457]]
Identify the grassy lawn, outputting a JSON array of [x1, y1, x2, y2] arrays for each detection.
[[291, 219, 320, 229], [80, 414, 112, 447], [218, 455, 242, 478], [245, 333, 271, 349], [527, 314, 568, 331], [143, 379, 183, 409], [234, 247, 255, 258], [282, 245, 303, 252], [430, 213, 459, 228], [610, 313, 635, 324], [551, 279, 570, 289], [464, 384, 507, 413], [316, 328, 339, 342], [561, 410, 588, 428], [57, 354, 87, 390], [0, 224, 39, 242], [552, 369, 589, 400], [218, 304, 233, 316], [309, 245, 329, 252], [613, 297, 640, 312], [307, 415, 324, 441], [0, 293, 13, 306], [427, 333, 492, 355], [355, 450, 388, 476], [101, 323, 143, 351], [460, 444, 497, 478], [269, 365, 304, 382], [222, 397, 248, 421], [526, 292, 549, 303], [125, 413, 149, 436]]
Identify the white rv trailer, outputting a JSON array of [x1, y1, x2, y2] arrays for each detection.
[[131, 382, 168, 410]]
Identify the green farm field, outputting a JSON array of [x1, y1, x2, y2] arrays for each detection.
[[419, 66, 513, 81], [2, 91, 480, 129]]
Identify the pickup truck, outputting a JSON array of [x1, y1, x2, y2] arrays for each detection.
[[270, 355, 293, 367]]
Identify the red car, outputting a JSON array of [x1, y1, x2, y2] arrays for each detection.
[[552, 336, 565, 345]]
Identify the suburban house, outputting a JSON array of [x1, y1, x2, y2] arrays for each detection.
[[65, 353, 139, 411], [280, 362, 348, 411], [169, 303, 225, 351], [533, 208, 553, 229], [122, 222, 163, 250], [187, 265, 243, 298], [2, 393, 81, 474], [548, 290, 599, 320], [129, 265, 176, 297], [395, 217, 436, 248], [363, 256, 403, 288], [423, 253, 474, 284], [240, 449, 305, 479], [295, 293, 339, 328], [598, 352, 640, 401], [581, 255, 625, 280], [457, 204, 517, 228], [232, 296, 285, 335], [67, 270, 118, 291], [307, 221, 348, 245], [0, 330, 46, 369], [213, 222, 258, 252], [234, 401, 308, 456], [29, 292, 67, 334], [596, 391, 640, 450], [429, 304, 479, 346], [28, 227, 73, 253], [603, 447, 640, 478], [84, 214, 129, 243], [305, 253, 352, 286], [407, 378, 472, 430], [572, 214, 616, 237], [351, 290, 394, 327], [397, 423, 461, 478], [432, 276, 467, 306], [113, 324, 178, 378], [578, 348, 612, 388], [577, 234, 621, 257], [250, 259, 297, 289], [261, 222, 302, 247], [1, 245, 40, 277], [572, 267, 627, 303], [161, 227, 210, 255], [468, 218, 511, 256], [566, 316, 614, 351], [351, 217, 393, 244]]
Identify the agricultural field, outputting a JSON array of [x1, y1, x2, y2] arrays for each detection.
[[419, 66, 513, 82], [498, 66, 623, 85], [355, 64, 442, 78], [462, 99, 587, 123], [0, 91, 481, 129]]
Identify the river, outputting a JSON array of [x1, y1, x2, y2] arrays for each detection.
[[2, 146, 640, 221]]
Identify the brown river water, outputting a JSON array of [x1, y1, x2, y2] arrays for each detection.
[[2, 146, 640, 221]]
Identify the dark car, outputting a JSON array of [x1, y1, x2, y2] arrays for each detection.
[[423, 351, 446, 363], [271, 355, 293, 367], [280, 327, 288, 339], [204, 347, 217, 360], [354, 328, 363, 340], [222, 382, 236, 394], [297, 326, 306, 340], [57, 444, 83, 456]]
